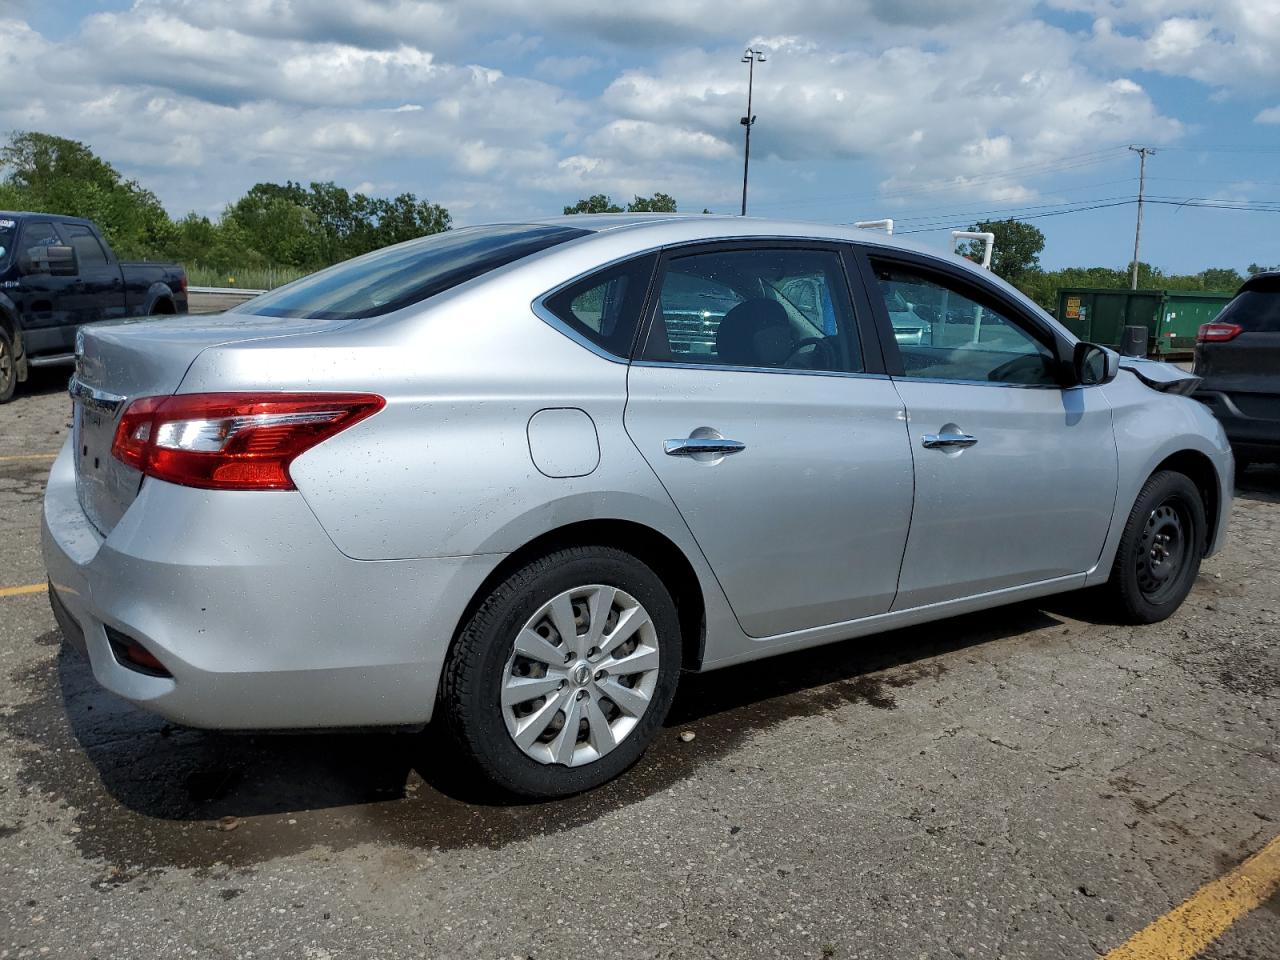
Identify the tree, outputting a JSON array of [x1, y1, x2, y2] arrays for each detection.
[[1248, 263, 1279, 276], [0, 130, 175, 259], [563, 194, 624, 215], [627, 192, 677, 213], [563, 193, 680, 215], [961, 218, 1045, 284]]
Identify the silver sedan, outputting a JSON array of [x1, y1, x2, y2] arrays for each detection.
[[42, 215, 1233, 797]]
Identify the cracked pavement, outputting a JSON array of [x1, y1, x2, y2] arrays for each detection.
[[1, 369, 1277, 959]]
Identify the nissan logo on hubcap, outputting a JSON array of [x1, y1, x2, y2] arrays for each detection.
[[571, 662, 592, 686]]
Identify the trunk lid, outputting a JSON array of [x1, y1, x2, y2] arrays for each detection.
[[71, 313, 351, 535]]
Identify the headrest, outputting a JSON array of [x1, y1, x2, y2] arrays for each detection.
[[715, 298, 791, 367]]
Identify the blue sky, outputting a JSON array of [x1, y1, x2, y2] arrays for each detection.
[[3, 0, 1278, 273]]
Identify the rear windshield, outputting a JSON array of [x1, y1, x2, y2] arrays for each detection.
[[237, 224, 590, 320], [1218, 284, 1280, 333]]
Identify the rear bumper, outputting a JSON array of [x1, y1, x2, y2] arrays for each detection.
[[41, 438, 503, 729], [1194, 390, 1280, 455]]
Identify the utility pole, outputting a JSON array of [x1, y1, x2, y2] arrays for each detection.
[[1129, 145, 1154, 289], [740, 47, 766, 216]]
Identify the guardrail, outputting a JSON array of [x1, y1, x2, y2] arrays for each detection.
[[188, 286, 267, 296]]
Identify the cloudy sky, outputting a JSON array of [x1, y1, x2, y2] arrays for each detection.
[[2, 0, 1278, 271]]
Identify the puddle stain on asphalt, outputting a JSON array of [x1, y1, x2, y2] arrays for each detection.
[[3, 607, 1064, 877]]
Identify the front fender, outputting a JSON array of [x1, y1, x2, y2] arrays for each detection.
[[1085, 372, 1233, 586]]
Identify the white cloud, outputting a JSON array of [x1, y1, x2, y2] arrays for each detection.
[[0, 0, 1268, 226], [1062, 0, 1280, 92]]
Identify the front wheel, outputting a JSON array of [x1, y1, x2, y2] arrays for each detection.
[[1104, 470, 1206, 624], [440, 546, 681, 798]]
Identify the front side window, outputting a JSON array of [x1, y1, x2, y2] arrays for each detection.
[[541, 254, 656, 357], [21, 220, 60, 252], [62, 223, 108, 268], [639, 247, 862, 373], [239, 224, 590, 321], [872, 262, 1058, 386]]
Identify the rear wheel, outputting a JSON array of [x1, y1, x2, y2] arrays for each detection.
[[440, 546, 681, 798], [1104, 470, 1206, 624], [0, 327, 17, 404]]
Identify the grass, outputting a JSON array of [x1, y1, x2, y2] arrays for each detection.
[[184, 263, 310, 290]]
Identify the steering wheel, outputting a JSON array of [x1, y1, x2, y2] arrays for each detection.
[[987, 353, 1050, 384], [785, 337, 837, 370]]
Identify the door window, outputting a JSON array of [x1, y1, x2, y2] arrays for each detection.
[[541, 254, 656, 357], [639, 248, 862, 373], [21, 220, 61, 251], [61, 223, 108, 268], [872, 261, 1058, 386]]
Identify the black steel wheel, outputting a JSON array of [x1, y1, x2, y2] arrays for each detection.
[[1105, 470, 1206, 624]]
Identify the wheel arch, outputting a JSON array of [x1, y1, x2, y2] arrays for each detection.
[[450, 518, 708, 673], [1150, 448, 1221, 556]]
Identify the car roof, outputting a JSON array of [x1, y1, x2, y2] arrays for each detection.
[[1239, 271, 1280, 294], [0, 211, 94, 225], [528, 212, 983, 271]]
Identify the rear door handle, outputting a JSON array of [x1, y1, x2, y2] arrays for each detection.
[[664, 438, 746, 457], [921, 432, 978, 449]]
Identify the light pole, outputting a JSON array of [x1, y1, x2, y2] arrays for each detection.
[[740, 47, 766, 216]]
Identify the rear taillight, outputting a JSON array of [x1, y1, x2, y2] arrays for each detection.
[[111, 392, 385, 490], [1197, 322, 1243, 343]]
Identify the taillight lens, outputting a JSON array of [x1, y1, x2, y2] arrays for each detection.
[[1197, 322, 1243, 343], [111, 392, 385, 490]]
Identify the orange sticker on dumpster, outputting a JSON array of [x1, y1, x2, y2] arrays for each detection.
[[1065, 296, 1081, 319]]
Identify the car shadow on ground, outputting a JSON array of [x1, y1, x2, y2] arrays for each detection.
[[5, 594, 1083, 872], [1235, 461, 1280, 505], [17, 364, 73, 398]]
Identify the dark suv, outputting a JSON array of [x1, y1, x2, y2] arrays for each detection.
[[1193, 272, 1280, 470]]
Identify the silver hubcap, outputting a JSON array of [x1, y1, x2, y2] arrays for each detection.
[[501, 584, 660, 767]]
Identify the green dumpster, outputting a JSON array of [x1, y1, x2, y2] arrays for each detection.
[[1055, 288, 1234, 359]]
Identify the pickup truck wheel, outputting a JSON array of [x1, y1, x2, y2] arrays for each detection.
[[440, 546, 681, 799], [1104, 470, 1206, 624], [0, 327, 16, 404]]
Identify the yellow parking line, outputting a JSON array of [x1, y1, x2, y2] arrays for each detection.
[[0, 453, 57, 462], [1103, 832, 1280, 960], [0, 583, 46, 598]]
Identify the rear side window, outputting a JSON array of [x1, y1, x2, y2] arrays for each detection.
[[239, 224, 590, 320], [62, 223, 108, 268], [541, 254, 656, 357], [1219, 283, 1280, 333]]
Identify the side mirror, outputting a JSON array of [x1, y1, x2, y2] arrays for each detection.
[[1073, 341, 1118, 386], [20, 244, 78, 277]]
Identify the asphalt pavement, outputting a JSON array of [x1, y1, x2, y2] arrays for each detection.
[[1, 367, 1277, 959]]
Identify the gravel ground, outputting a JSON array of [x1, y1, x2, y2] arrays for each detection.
[[1, 369, 1277, 960]]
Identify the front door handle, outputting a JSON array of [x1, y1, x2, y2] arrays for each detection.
[[921, 432, 978, 450], [664, 438, 747, 457]]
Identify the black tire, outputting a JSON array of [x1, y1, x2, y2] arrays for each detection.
[[0, 326, 16, 404], [1104, 470, 1206, 624], [440, 546, 681, 798]]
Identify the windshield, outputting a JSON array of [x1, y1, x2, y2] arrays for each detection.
[[0, 217, 15, 264], [237, 223, 591, 320]]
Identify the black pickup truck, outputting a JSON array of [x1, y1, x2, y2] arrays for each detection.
[[0, 212, 187, 402]]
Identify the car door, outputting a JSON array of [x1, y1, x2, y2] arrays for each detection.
[[13, 219, 77, 355], [60, 222, 127, 326], [854, 249, 1119, 610], [623, 241, 914, 638]]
